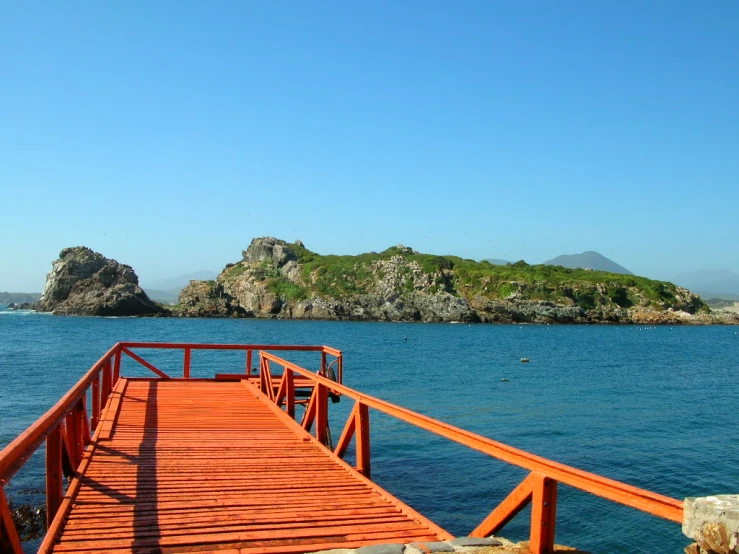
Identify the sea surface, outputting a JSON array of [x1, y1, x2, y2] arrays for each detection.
[[1, 310, 737, 553]]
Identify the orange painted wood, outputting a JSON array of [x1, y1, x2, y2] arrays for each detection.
[[4, 342, 684, 554], [46, 425, 64, 526], [102, 359, 112, 404], [356, 402, 371, 478], [91, 374, 100, 431], [259, 357, 274, 400], [96, 378, 127, 440], [44, 379, 450, 553], [530, 474, 557, 554], [120, 347, 171, 379], [316, 382, 329, 446], [183, 347, 191, 379], [260, 350, 684, 524], [334, 401, 358, 459], [301, 387, 317, 432], [285, 369, 295, 418], [77, 399, 90, 449], [1, 487, 23, 554], [471, 471, 537, 537], [113, 349, 121, 384], [0, 344, 118, 486], [63, 410, 80, 469]]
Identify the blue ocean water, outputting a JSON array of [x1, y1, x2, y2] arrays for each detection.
[[1, 310, 737, 553]]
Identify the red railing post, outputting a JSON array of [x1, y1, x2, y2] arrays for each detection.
[[530, 475, 557, 554], [91, 373, 101, 431], [285, 369, 295, 418], [316, 383, 328, 446], [64, 409, 80, 469], [46, 425, 64, 527], [356, 403, 371, 478], [260, 357, 275, 400], [247, 349, 253, 376], [113, 348, 121, 384], [78, 397, 90, 448], [102, 359, 112, 406], [183, 347, 191, 379]]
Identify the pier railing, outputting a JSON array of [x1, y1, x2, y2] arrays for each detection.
[[1, 343, 682, 554], [0, 342, 341, 553], [260, 350, 684, 554]]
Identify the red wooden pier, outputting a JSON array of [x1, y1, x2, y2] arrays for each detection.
[[1, 343, 684, 553]]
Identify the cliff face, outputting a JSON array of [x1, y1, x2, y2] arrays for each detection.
[[36, 247, 167, 316], [176, 238, 738, 324]]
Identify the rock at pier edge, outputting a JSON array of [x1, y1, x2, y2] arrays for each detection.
[[683, 495, 739, 554]]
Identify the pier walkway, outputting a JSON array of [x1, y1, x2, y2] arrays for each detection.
[[1, 342, 686, 554], [50, 378, 449, 553]]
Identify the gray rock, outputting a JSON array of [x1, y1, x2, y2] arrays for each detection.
[[407, 541, 455, 552], [306, 550, 356, 554], [683, 495, 739, 554], [448, 537, 503, 547], [242, 237, 297, 267], [35, 247, 166, 317], [356, 544, 405, 554]]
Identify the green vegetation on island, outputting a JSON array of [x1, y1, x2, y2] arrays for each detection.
[[174, 238, 723, 324], [223, 242, 702, 312]]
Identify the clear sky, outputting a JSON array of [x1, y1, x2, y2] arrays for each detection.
[[1, 1, 737, 292]]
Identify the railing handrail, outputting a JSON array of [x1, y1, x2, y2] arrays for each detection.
[[119, 342, 335, 352], [0, 342, 340, 486], [0, 343, 119, 486], [259, 350, 683, 524]]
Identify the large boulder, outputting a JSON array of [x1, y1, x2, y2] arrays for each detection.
[[36, 247, 167, 316], [177, 280, 245, 317], [242, 237, 297, 267]]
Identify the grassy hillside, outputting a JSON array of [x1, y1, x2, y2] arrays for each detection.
[[221, 242, 704, 312]]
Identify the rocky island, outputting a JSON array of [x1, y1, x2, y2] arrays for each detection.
[[35, 247, 167, 316], [31, 240, 738, 323], [173, 237, 739, 325]]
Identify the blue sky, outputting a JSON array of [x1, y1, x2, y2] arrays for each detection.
[[1, 1, 737, 292]]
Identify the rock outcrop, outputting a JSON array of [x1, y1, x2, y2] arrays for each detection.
[[7, 302, 34, 310], [173, 237, 739, 325], [35, 247, 167, 316]]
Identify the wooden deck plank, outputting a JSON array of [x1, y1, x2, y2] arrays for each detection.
[[47, 379, 450, 553]]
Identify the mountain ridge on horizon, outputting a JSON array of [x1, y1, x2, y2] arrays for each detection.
[[673, 269, 739, 299], [544, 251, 633, 275], [483, 251, 633, 275], [141, 270, 219, 305]]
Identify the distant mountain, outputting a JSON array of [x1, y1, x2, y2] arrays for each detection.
[[674, 269, 739, 299], [141, 271, 218, 291], [482, 258, 511, 265], [141, 271, 218, 305], [143, 289, 180, 304], [544, 251, 633, 275], [0, 292, 41, 305]]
